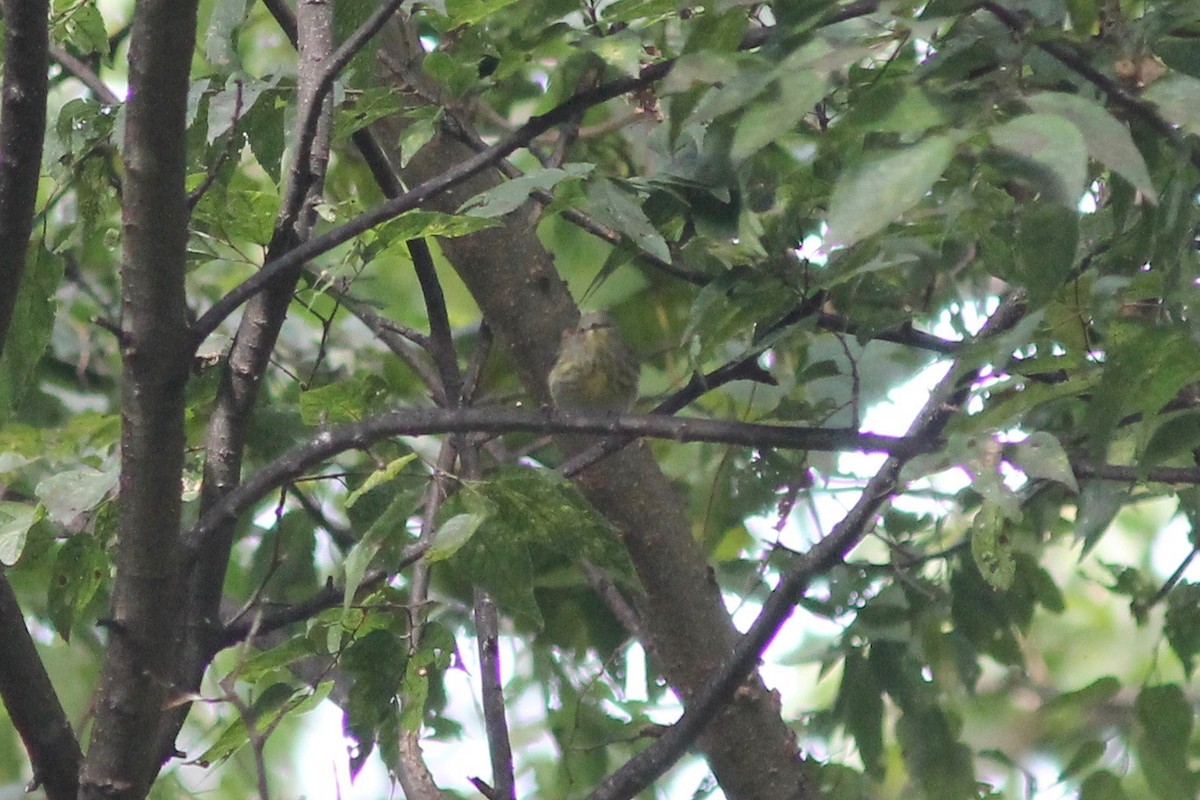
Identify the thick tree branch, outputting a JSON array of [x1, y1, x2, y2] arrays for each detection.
[[0, 4, 81, 799], [0, 574, 82, 800], [79, 0, 198, 797], [0, 0, 50, 342]]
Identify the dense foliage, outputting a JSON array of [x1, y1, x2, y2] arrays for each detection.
[[3, 1, 1200, 799]]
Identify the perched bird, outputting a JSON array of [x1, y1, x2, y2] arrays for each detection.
[[548, 311, 639, 412]]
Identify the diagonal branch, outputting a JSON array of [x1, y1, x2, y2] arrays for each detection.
[[980, 0, 1200, 170], [0, 575, 82, 800], [49, 43, 121, 105], [189, 58, 676, 345], [586, 292, 1029, 800]]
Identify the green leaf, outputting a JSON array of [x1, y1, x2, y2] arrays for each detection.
[[236, 636, 318, 683], [36, 464, 118, 525], [682, 6, 748, 54], [1013, 201, 1079, 304], [207, 75, 269, 144], [843, 84, 947, 134], [970, 503, 1016, 590], [342, 533, 384, 612], [342, 627, 407, 775], [197, 682, 308, 766], [825, 135, 956, 249], [0, 501, 42, 566], [1165, 582, 1200, 677], [241, 86, 285, 183], [460, 165, 593, 218], [48, 534, 108, 641], [1009, 432, 1078, 492], [1059, 739, 1107, 781], [394, 107, 441, 170], [989, 113, 1087, 207], [1043, 676, 1122, 713], [345, 454, 418, 508], [194, 184, 279, 245], [333, 87, 410, 144], [425, 512, 487, 562], [682, 60, 776, 123], [1064, 0, 1099, 33], [1144, 74, 1200, 137], [833, 649, 884, 776], [1080, 770, 1130, 800], [731, 69, 828, 161], [1085, 327, 1200, 460], [1025, 92, 1156, 202], [896, 706, 976, 799], [1134, 684, 1198, 800], [579, 29, 649, 76], [343, 491, 414, 609], [0, 248, 65, 422], [397, 624, 454, 735], [299, 375, 388, 425], [54, 2, 108, 55], [1075, 481, 1127, 555], [445, 0, 524, 25], [1144, 411, 1200, 466], [378, 209, 500, 240], [950, 557, 1023, 664], [447, 468, 632, 629], [964, 373, 1097, 433], [584, 179, 671, 263], [205, 0, 251, 69]]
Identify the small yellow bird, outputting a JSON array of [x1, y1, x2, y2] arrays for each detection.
[[548, 311, 639, 412]]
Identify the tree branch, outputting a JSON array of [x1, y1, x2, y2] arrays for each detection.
[[49, 43, 120, 105], [281, 0, 406, 229], [79, 0, 198, 797], [0, 4, 81, 798], [0, 574, 82, 800], [189, 58, 674, 345], [980, 0, 1200, 170], [473, 589, 516, 800], [0, 0, 50, 344], [586, 292, 1030, 800], [219, 566, 391, 648], [161, 0, 339, 766], [183, 406, 930, 557]]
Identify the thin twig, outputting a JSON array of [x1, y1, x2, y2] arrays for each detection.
[[473, 589, 515, 800]]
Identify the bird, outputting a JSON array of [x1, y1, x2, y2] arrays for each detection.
[[547, 311, 639, 412]]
